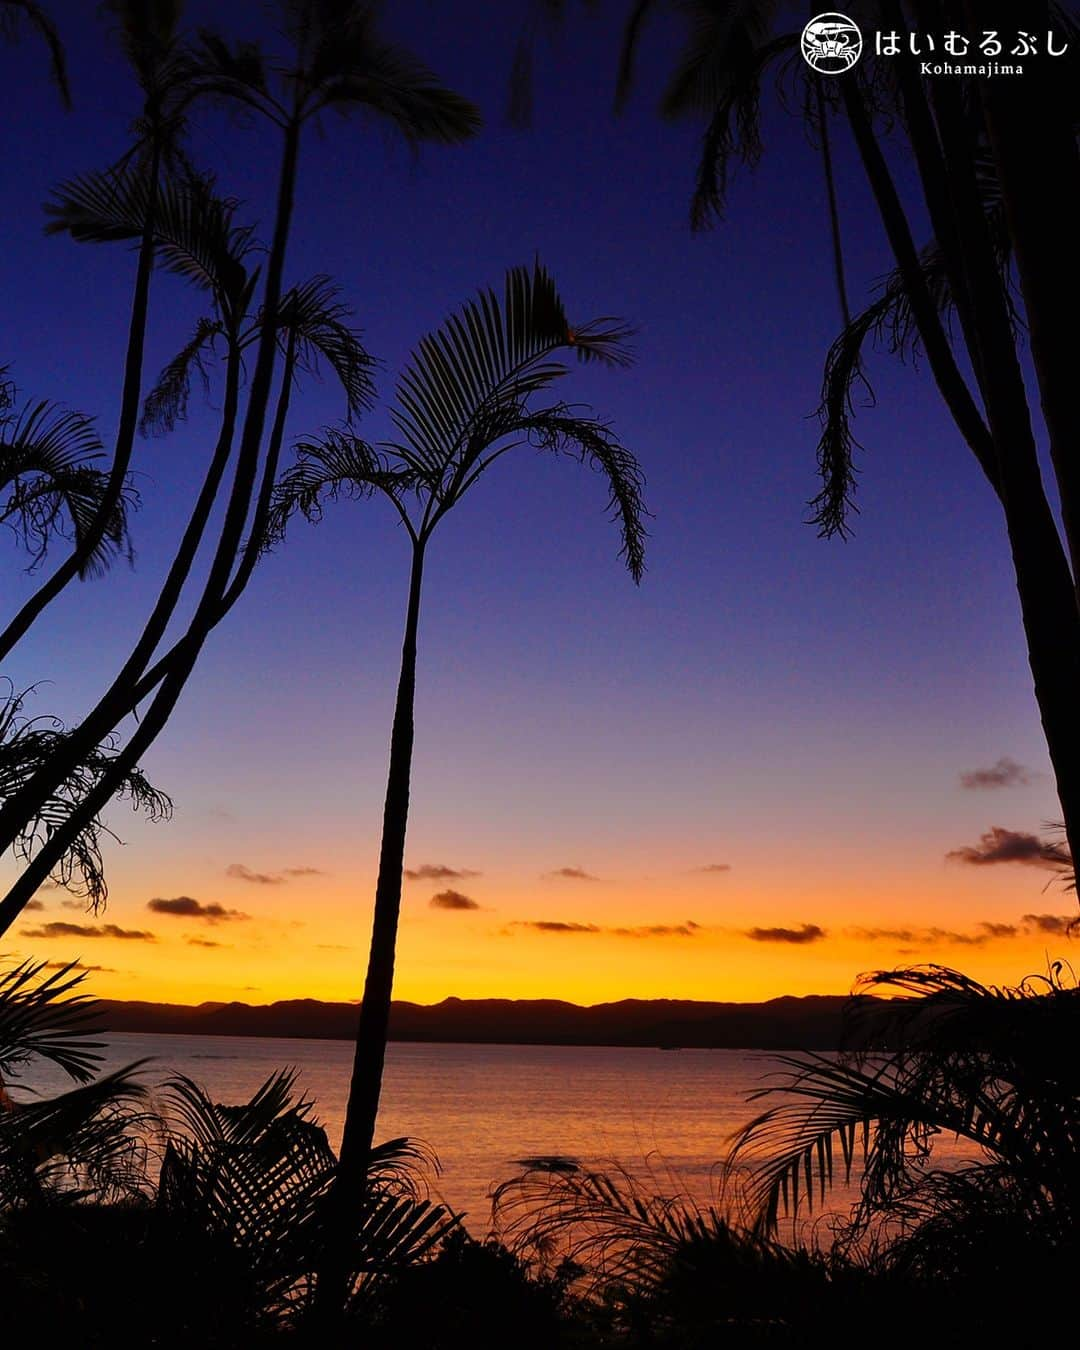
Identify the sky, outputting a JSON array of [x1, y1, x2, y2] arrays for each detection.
[[2, 0, 1076, 1007]]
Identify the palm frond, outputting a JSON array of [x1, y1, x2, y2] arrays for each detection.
[[140, 317, 224, 436], [0, 958, 103, 1083], [1, 0, 69, 105], [810, 186, 1013, 539], [298, 5, 480, 142], [1, 397, 132, 575], [277, 275, 377, 420]]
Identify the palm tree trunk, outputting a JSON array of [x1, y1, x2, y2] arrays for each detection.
[[0, 118, 303, 906], [317, 541, 425, 1316], [0, 140, 162, 664]]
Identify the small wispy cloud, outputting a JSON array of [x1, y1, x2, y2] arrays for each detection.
[[959, 758, 1033, 790], [430, 890, 480, 911], [21, 922, 155, 941], [24, 899, 45, 911], [187, 938, 227, 948], [1021, 912, 1078, 936], [694, 863, 731, 874], [544, 867, 600, 882], [510, 918, 702, 938], [148, 896, 249, 923], [282, 866, 325, 878], [43, 960, 116, 972], [946, 826, 1069, 869], [745, 924, 826, 945], [226, 863, 285, 886], [404, 863, 480, 882]]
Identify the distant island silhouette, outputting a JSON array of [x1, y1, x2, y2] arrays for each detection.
[[94, 993, 879, 1049]]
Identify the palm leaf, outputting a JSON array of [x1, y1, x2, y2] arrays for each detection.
[[1, 0, 69, 106], [0, 958, 104, 1083], [140, 317, 224, 436], [276, 275, 377, 420]]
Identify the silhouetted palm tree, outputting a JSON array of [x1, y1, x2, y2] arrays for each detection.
[[269, 260, 646, 1307], [526, 1, 1080, 878], [0, 0, 477, 936], [0, 0, 69, 105]]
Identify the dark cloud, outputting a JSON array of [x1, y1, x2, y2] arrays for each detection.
[[522, 920, 602, 934], [847, 919, 1059, 946], [430, 890, 480, 911], [147, 896, 249, 922], [404, 863, 480, 881], [959, 758, 1033, 790], [746, 924, 826, 945], [1021, 912, 1078, 936], [226, 863, 285, 885], [545, 867, 599, 881], [695, 863, 731, 873], [44, 960, 115, 972], [979, 922, 1019, 939], [24, 899, 45, 911], [282, 866, 325, 877], [512, 919, 701, 938], [611, 921, 701, 938], [60, 899, 84, 910], [946, 826, 1069, 868], [187, 938, 227, 948], [21, 922, 155, 941]]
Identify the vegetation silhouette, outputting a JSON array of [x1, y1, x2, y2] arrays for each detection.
[[521, 0, 1080, 884], [268, 258, 646, 1314], [0, 0, 68, 105], [0, 0, 479, 933]]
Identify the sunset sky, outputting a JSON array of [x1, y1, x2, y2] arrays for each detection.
[[2, 0, 1075, 1007]]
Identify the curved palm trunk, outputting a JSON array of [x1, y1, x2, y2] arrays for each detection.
[[317, 541, 425, 1315], [0, 140, 162, 664]]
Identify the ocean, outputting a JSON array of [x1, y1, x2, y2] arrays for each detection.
[[16, 1033, 973, 1235]]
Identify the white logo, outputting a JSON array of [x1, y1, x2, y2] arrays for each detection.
[[801, 13, 863, 73]]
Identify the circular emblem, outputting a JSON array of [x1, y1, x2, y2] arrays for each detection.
[[801, 13, 863, 73]]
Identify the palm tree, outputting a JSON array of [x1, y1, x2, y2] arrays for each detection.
[[0, 0, 69, 105], [0, 0, 478, 937], [527, 1, 1080, 880], [728, 963, 1080, 1272], [269, 260, 647, 1307]]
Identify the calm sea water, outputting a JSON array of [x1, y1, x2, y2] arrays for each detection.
[[16, 1034, 973, 1235]]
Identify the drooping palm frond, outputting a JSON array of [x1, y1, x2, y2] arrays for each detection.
[[728, 964, 1080, 1246], [810, 179, 1014, 539], [0, 683, 172, 910], [290, 0, 481, 141], [1, 397, 132, 575], [139, 317, 224, 437], [276, 275, 377, 421], [0, 0, 69, 106]]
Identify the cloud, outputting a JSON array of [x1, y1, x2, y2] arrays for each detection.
[[44, 960, 115, 972], [24, 899, 45, 911], [520, 921, 602, 934], [544, 867, 599, 881], [612, 922, 701, 938], [511, 919, 702, 938], [282, 866, 325, 878], [745, 924, 826, 945], [694, 863, 731, 873], [404, 864, 480, 881], [21, 922, 155, 941], [1021, 912, 1078, 936], [226, 863, 285, 885], [946, 826, 1069, 868], [959, 758, 1033, 790], [187, 938, 227, 948], [147, 896, 248, 922], [430, 890, 480, 911]]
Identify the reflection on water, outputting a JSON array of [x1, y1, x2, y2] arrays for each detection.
[[14, 1034, 977, 1234]]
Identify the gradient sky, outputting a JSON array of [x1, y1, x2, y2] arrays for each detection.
[[2, 1, 1075, 1006]]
